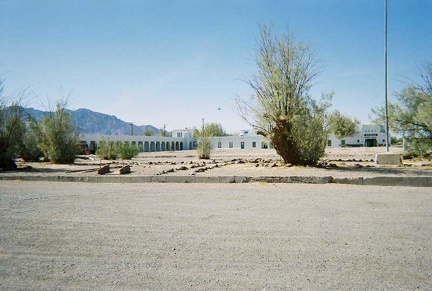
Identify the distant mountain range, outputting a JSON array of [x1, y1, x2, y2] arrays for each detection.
[[20, 107, 160, 135]]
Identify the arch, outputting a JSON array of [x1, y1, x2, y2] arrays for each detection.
[[161, 142, 166, 151], [189, 142, 192, 150], [144, 141, 150, 152], [180, 142, 183, 150], [156, 142, 160, 151], [138, 141, 143, 152], [166, 142, 171, 151], [175, 142, 179, 151], [150, 141, 155, 152], [89, 141, 97, 154]]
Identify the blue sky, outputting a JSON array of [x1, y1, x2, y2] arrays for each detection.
[[1, 0, 431, 133]]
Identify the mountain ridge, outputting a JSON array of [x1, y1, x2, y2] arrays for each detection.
[[20, 107, 159, 135]]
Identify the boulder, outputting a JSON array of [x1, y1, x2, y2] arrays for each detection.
[[119, 165, 131, 175], [375, 153, 402, 165], [98, 165, 110, 175]]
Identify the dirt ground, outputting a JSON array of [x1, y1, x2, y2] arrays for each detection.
[[0, 181, 431, 290], [4, 147, 432, 180]]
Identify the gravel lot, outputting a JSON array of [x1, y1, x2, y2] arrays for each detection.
[[4, 147, 432, 179], [1, 181, 431, 290]]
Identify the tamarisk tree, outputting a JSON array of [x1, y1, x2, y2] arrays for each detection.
[[237, 25, 330, 165]]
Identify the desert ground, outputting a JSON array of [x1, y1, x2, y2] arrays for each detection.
[[4, 146, 432, 179], [1, 147, 431, 290], [0, 181, 431, 290]]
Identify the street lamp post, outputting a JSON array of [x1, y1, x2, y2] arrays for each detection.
[[385, 0, 390, 152]]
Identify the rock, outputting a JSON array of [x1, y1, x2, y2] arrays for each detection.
[[375, 153, 402, 165], [39, 157, 50, 162], [119, 165, 131, 175], [98, 165, 110, 175]]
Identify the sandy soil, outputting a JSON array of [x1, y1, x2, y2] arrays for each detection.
[[4, 147, 431, 179], [1, 181, 431, 290]]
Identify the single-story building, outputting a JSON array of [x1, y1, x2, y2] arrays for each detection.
[[79, 125, 387, 153]]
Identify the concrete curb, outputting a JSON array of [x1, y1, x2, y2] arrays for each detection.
[[0, 174, 430, 187]]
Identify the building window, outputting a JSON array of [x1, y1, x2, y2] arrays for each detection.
[[341, 140, 345, 146], [252, 141, 256, 148], [261, 142, 268, 149], [327, 140, 332, 146], [229, 142, 233, 148], [218, 142, 222, 148], [241, 142, 245, 149], [177, 132, 183, 138], [357, 140, 360, 143]]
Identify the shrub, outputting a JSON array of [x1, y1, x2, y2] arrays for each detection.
[[118, 143, 140, 160], [197, 136, 212, 159], [38, 101, 80, 164], [96, 137, 118, 160]]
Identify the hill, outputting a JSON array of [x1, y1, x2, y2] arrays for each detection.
[[20, 107, 159, 135]]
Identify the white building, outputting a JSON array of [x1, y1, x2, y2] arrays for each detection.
[[327, 124, 387, 148], [81, 128, 196, 154], [80, 124, 386, 153]]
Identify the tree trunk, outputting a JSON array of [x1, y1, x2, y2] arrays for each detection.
[[271, 120, 303, 165]]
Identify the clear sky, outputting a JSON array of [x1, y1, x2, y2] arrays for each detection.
[[1, 0, 431, 133]]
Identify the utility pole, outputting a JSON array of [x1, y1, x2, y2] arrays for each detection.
[[130, 122, 134, 136], [384, 0, 389, 152], [163, 124, 167, 137]]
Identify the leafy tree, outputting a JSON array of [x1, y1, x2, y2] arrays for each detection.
[[142, 128, 154, 136], [329, 110, 360, 139], [372, 62, 432, 156], [37, 99, 80, 164], [0, 78, 28, 168], [236, 25, 330, 165], [194, 122, 227, 137], [159, 127, 169, 137], [19, 116, 44, 162], [0, 104, 26, 168]]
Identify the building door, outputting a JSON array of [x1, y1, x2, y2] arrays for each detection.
[[365, 139, 377, 147], [241, 142, 245, 149]]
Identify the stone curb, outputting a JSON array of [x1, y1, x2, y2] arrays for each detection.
[[0, 175, 430, 187]]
